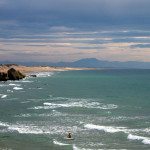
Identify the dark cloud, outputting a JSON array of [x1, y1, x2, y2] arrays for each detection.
[[1, 0, 150, 28], [1, 1, 150, 62]]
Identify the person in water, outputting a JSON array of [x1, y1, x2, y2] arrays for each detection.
[[67, 132, 72, 138]]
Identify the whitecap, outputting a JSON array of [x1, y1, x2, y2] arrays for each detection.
[[13, 87, 23, 90], [128, 134, 150, 145], [42, 100, 118, 110], [8, 125, 44, 134], [33, 72, 54, 77], [143, 139, 150, 145], [143, 128, 150, 133], [0, 121, 9, 127], [0, 94, 7, 99], [21, 101, 30, 104], [38, 110, 66, 117], [73, 144, 93, 150], [31, 100, 118, 110], [30, 106, 44, 110], [21, 80, 33, 83], [53, 139, 70, 146], [0, 84, 8, 87], [0, 121, 47, 134], [0, 148, 12, 150], [84, 124, 127, 133], [9, 83, 21, 86], [14, 114, 31, 118], [0, 121, 79, 135], [7, 90, 13, 93]]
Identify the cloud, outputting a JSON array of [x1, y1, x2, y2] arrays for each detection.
[[1, 0, 150, 27], [49, 26, 74, 32], [130, 44, 150, 48], [0, 0, 150, 64]]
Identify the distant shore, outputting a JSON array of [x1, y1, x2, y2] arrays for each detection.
[[0, 64, 96, 74]]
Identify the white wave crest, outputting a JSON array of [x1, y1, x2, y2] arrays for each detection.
[[7, 90, 13, 93], [0, 84, 8, 87], [128, 134, 150, 145], [21, 80, 33, 83], [84, 124, 127, 133], [0, 148, 12, 150], [14, 114, 31, 118], [0, 121, 9, 127], [53, 139, 70, 146], [34, 72, 54, 77], [73, 145, 93, 150], [0, 94, 7, 99], [13, 87, 23, 90], [8, 125, 44, 134], [0, 121, 80, 135], [143, 128, 150, 133], [9, 83, 21, 86], [41, 100, 118, 110]]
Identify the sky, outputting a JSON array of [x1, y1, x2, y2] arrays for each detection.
[[0, 0, 150, 62]]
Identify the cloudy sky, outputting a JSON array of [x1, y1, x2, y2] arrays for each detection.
[[0, 0, 150, 62]]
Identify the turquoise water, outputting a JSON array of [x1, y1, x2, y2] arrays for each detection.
[[0, 69, 150, 150]]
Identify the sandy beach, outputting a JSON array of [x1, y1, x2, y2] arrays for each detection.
[[0, 64, 95, 74]]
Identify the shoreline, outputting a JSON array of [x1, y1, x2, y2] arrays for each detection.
[[0, 65, 96, 74]]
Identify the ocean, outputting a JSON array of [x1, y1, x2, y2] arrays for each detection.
[[0, 69, 150, 150]]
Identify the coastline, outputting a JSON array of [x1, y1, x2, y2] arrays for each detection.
[[0, 64, 96, 74]]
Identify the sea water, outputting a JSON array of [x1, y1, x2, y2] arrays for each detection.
[[0, 69, 150, 150]]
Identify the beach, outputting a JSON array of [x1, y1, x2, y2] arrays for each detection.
[[0, 64, 95, 74]]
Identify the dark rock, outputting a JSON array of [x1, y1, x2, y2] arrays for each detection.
[[0, 72, 8, 81], [30, 75, 37, 77], [7, 68, 26, 80]]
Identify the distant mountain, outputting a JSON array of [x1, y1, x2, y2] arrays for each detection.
[[54, 58, 150, 69], [1, 58, 150, 69]]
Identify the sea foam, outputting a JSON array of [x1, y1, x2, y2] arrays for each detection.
[[73, 144, 93, 150], [8, 125, 44, 134], [128, 134, 150, 145], [0, 121, 9, 127], [21, 80, 33, 83], [9, 83, 21, 86], [36, 99, 118, 110], [0, 94, 7, 99], [33, 72, 54, 77], [0, 121, 79, 135], [84, 124, 127, 133], [85, 124, 150, 145], [53, 139, 70, 146], [13, 87, 23, 90]]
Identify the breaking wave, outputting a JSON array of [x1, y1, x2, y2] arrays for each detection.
[[85, 123, 150, 145], [53, 139, 70, 146], [33, 72, 54, 77], [30, 98, 118, 110], [0, 121, 80, 135], [9, 83, 21, 86], [84, 124, 127, 133], [0, 94, 7, 99], [73, 144, 93, 150], [0, 121, 9, 127], [13, 87, 23, 90], [128, 134, 150, 145]]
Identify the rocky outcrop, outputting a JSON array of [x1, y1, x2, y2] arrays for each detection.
[[29, 74, 37, 77], [0, 68, 26, 81], [7, 68, 26, 80], [0, 72, 8, 81]]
